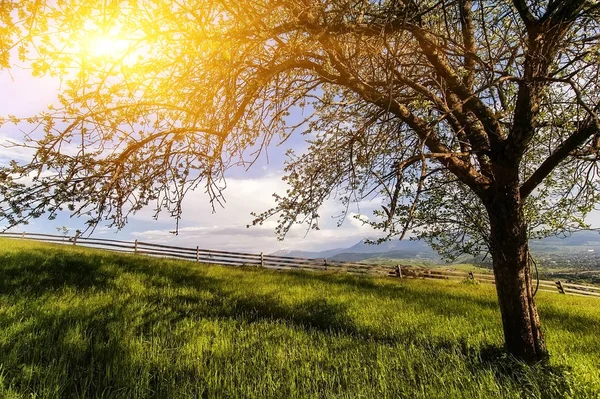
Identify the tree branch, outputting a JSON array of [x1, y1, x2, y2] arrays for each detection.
[[314, 33, 491, 192], [459, 0, 476, 89], [409, 26, 505, 150], [520, 122, 599, 199], [512, 0, 536, 27]]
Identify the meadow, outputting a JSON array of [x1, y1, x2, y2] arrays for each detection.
[[0, 238, 599, 398]]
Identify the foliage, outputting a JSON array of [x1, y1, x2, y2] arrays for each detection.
[[1, 239, 599, 398], [0, 1, 597, 255], [1, 0, 600, 360]]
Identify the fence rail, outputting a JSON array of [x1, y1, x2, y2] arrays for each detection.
[[2, 232, 599, 299]]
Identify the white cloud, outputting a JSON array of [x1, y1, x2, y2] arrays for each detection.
[[126, 173, 384, 254], [129, 221, 378, 254], [0, 59, 387, 254], [0, 135, 35, 162]]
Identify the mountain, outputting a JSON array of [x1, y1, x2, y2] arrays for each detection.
[[271, 230, 600, 263], [530, 230, 600, 251], [271, 238, 438, 262], [342, 238, 432, 254], [269, 247, 347, 259]]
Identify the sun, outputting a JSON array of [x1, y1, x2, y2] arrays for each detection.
[[85, 35, 130, 59], [78, 21, 142, 65]]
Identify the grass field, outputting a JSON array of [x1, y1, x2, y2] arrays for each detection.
[[0, 238, 599, 398]]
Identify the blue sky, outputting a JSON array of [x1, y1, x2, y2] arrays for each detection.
[[3, 64, 600, 254], [0, 67, 383, 253]]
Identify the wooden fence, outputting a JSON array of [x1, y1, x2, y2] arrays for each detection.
[[2, 231, 599, 299]]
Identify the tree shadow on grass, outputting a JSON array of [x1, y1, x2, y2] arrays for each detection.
[[0, 248, 117, 295], [0, 301, 164, 398], [285, 269, 502, 312], [0, 249, 593, 398], [286, 270, 600, 343], [4, 247, 595, 342], [120, 261, 365, 339], [0, 252, 364, 397], [473, 345, 576, 398]]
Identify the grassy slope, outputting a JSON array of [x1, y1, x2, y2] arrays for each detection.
[[0, 238, 599, 399]]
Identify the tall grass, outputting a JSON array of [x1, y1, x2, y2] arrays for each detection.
[[0, 238, 599, 398]]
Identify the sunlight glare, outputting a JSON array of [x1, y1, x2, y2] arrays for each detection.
[[78, 20, 142, 66], [85, 35, 130, 59]]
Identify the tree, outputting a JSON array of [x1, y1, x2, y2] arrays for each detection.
[[1, 0, 599, 362]]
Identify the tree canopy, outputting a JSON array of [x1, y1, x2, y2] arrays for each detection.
[[1, 0, 600, 361]]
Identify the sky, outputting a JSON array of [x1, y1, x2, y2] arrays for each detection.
[[3, 60, 600, 255], [0, 66, 383, 254]]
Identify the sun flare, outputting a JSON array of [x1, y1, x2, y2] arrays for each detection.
[[78, 20, 143, 66], [85, 35, 131, 59]]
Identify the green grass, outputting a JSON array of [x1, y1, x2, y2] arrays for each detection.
[[0, 238, 599, 398], [361, 258, 493, 274]]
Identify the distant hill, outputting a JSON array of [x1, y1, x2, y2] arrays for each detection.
[[272, 238, 439, 262], [272, 230, 600, 263], [329, 250, 436, 262], [530, 230, 600, 252], [269, 247, 348, 259]]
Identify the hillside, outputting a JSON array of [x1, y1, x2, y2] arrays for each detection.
[[273, 232, 600, 284], [272, 238, 439, 262], [1, 238, 599, 398]]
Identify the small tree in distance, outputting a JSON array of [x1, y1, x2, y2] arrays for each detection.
[[1, 1, 599, 362]]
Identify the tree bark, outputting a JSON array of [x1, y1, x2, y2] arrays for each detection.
[[484, 185, 548, 362]]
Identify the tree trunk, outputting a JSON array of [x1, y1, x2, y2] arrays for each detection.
[[485, 187, 548, 362]]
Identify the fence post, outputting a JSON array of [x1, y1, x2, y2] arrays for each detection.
[[21, 232, 25, 239], [395, 265, 402, 278], [196, 246, 200, 262], [556, 280, 565, 294], [72, 230, 82, 246], [324, 258, 327, 270], [134, 239, 138, 255], [468, 271, 474, 280], [260, 252, 264, 267]]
